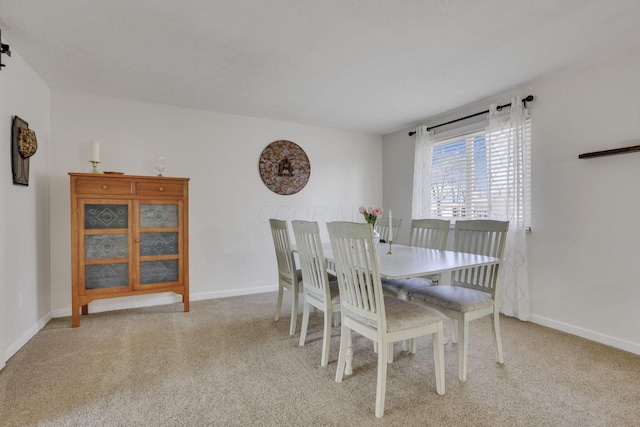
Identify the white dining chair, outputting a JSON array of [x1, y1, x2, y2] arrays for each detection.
[[327, 221, 446, 418], [269, 218, 302, 336], [374, 217, 401, 243], [380, 218, 451, 300], [410, 218, 450, 250], [410, 218, 451, 283], [408, 219, 508, 381], [292, 220, 341, 367], [380, 218, 451, 354]]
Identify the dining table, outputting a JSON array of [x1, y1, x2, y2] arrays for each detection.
[[321, 242, 501, 280], [294, 242, 502, 375]]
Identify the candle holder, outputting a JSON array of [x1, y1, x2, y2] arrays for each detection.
[[387, 240, 393, 255], [89, 160, 101, 174]]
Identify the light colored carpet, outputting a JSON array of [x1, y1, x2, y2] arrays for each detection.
[[0, 292, 638, 426]]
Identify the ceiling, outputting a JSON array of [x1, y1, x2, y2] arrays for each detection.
[[1, 0, 640, 135]]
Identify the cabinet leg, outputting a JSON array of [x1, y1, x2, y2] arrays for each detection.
[[82, 304, 89, 315], [72, 306, 80, 328], [183, 296, 190, 312]]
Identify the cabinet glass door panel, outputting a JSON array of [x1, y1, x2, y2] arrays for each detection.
[[139, 204, 178, 228], [86, 263, 129, 289], [140, 232, 178, 256], [140, 260, 179, 284], [85, 234, 129, 259], [138, 202, 181, 287], [85, 204, 129, 229], [81, 201, 132, 293]]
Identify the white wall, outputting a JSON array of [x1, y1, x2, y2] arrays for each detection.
[[49, 90, 382, 317], [382, 48, 640, 354], [0, 42, 51, 367]]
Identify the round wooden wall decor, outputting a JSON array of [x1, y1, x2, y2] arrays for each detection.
[[259, 140, 310, 195]]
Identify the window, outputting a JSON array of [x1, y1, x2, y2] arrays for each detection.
[[431, 132, 488, 218], [415, 116, 531, 227]]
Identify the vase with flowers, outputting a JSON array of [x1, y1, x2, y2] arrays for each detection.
[[359, 205, 383, 244]]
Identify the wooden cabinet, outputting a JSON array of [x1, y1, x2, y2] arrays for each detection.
[[69, 173, 189, 327]]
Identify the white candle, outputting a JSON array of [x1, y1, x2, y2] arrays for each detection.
[[388, 210, 393, 242], [90, 140, 100, 162]]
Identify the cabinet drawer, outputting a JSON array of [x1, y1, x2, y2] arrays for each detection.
[[76, 179, 133, 195], [136, 181, 184, 196]]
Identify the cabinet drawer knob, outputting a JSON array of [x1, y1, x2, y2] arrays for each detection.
[[158, 186, 164, 192], [102, 185, 108, 190]]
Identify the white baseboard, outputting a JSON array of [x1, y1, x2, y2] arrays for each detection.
[[530, 314, 640, 355], [191, 285, 277, 301], [5, 312, 52, 363], [50, 285, 278, 319]]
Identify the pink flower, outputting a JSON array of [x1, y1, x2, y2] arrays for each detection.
[[360, 205, 383, 224]]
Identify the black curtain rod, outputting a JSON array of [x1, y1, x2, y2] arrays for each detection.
[[408, 95, 534, 136]]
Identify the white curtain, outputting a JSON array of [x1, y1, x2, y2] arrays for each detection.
[[485, 97, 531, 321], [411, 126, 434, 219]]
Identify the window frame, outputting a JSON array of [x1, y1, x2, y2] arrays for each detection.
[[421, 116, 531, 227]]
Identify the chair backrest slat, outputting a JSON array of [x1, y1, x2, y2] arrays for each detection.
[[452, 220, 508, 296], [410, 219, 450, 250], [328, 222, 385, 329], [375, 217, 401, 242], [269, 219, 296, 284], [292, 220, 331, 300]]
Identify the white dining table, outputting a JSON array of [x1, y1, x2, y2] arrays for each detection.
[[293, 242, 502, 375], [320, 242, 501, 280]]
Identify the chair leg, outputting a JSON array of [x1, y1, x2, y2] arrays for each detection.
[[298, 299, 310, 347], [458, 315, 469, 381], [433, 322, 445, 395], [375, 340, 389, 418], [335, 324, 350, 382], [450, 318, 458, 343], [387, 343, 394, 363], [492, 311, 504, 364], [274, 284, 284, 321], [321, 307, 332, 367], [345, 333, 354, 375], [402, 338, 418, 354], [289, 285, 299, 336]]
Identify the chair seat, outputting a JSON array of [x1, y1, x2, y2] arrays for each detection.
[[308, 280, 340, 303], [384, 297, 446, 332], [296, 270, 335, 283], [408, 285, 493, 313], [381, 277, 433, 299], [350, 296, 445, 333]]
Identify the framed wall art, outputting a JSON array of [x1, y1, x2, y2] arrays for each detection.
[[12, 115, 38, 186], [259, 140, 310, 195]]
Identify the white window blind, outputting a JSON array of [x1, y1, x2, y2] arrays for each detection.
[[429, 118, 531, 227]]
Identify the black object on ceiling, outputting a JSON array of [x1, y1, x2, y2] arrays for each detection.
[[1, 28, 12, 70]]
